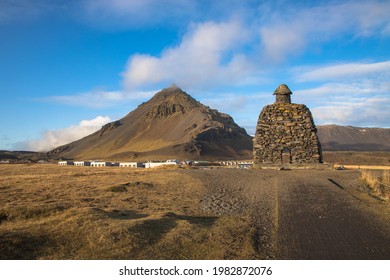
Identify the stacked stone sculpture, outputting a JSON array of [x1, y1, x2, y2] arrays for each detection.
[[253, 84, 322, 165]]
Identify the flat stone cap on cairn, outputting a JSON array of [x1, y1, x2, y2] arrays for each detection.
[[273, 84, 293, 95]]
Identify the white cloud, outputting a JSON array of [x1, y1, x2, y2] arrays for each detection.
[[259, 26, 305, 63], [258, 1, 390, 62], [296, 61, 390, 82], [312, 97, 390, 127], [47, 89, 156, 108], [291, 60, 390, 127], [292, 77, 390, 127], [296, 81, 390, 99], [123, 19, 253, 89], [120, 1, 390, 89], [281, 58, 390, 127], [15, 116, 112, 152], [201, 94, 248, 113], [200, 90, 272, 113]]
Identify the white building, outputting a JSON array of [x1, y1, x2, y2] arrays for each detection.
[[119, 162, 144, 168], [144, 160, 179, 168], [91, 161, 111, 167], [58, 161, 74, 166], [74, 161, 91, 166]]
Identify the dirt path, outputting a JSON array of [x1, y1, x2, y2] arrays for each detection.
[[187, 169, 390, 259], [275, 171, 390, 259]]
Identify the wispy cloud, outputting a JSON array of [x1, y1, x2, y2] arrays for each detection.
[[296, 81, 390, 99], [258, 1, 390, 62], [14, 116, 112, 152], [296, 61, 390, 82], [312, 97, 390, 127], [290, 59, 390, 127], [46, 89, 156, 108]]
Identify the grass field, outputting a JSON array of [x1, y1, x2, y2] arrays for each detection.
[[0, 165, 256, 260], [1, 164, 389, 260], [322, 151, 390, 165]]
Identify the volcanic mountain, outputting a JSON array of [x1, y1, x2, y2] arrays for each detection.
[[49, 86, 253, 160]]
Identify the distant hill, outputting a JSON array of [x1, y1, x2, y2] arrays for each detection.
[[0, 150, 49, 163], [317, 125, 390, 151], [48, 86, 253, 160]]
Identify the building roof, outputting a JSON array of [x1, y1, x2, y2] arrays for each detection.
[[273, 84, 293, 95]]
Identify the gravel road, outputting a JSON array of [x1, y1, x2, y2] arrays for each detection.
[[185, 168, 390, 259]]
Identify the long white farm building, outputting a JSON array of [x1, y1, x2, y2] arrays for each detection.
[[144, 159, 179, 168], [58, 160, 179, 168], [119, 162, 144, 168], [58, 161, 74, 166], [74, 161, 91, 166]]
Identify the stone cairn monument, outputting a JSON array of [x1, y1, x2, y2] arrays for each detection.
[[253, 84, 322, 165]]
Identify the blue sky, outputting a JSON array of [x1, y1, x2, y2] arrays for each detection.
[[1, 0, 390, 151]]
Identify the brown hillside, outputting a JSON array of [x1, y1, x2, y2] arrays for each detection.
[[48, 86, 253, 160], [317, 125, 390, 151]]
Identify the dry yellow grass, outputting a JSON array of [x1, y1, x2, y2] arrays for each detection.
[[0, 164, 256, 260], [2, 164, 389, 260], [323, 151, 390, 165], [360, 169, 390, 201]]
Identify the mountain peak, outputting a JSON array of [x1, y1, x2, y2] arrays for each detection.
[[49, 87, 253, 160], [152, 85, 186, 98], [148, 85, 201, 109]]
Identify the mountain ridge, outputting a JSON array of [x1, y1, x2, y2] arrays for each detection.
[[317, 124, 390, 151], [48, 86, 253, 160]]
